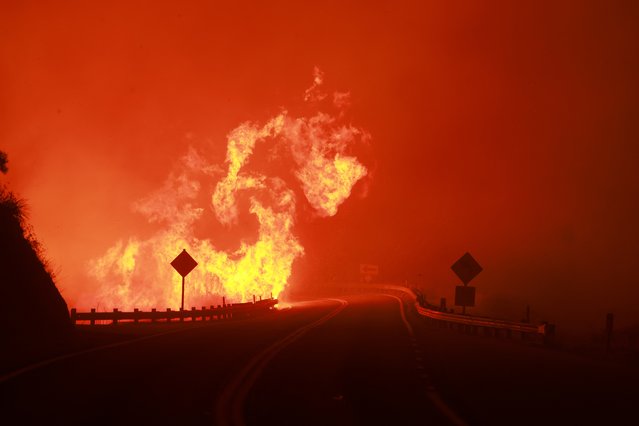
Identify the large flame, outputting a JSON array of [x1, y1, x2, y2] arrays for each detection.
[[85, 70, 369, 310]]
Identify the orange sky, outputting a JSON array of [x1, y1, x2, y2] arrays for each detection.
[[2, 1, 638, 331]]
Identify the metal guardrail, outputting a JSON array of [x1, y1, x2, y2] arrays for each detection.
[[364, 283, 555, 344], [70, 298, 278, 325]]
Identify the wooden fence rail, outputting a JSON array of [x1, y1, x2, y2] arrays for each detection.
[[70, 298, 277, 325]]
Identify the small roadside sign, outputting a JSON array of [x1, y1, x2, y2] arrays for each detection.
[[171, 249, 198, 311], [360, 264, 379, 275], [455, 286, 476, 307], [360, 264, 379, 283], [171, 249, 198, 277], [451, 252, 482, 313], [451, 252, 482, 285]]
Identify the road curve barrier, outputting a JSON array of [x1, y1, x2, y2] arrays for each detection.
[[355, 283, 555, 345], [70, 298, 278, 325]]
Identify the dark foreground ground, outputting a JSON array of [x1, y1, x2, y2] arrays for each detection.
[[2, 293, 639, 425]]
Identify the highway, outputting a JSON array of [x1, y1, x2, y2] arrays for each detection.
[[2, 293, 639, 425]]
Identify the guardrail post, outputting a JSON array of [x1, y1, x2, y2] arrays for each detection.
[[180, 308, 184, 322], [606, 313, 614, 353], [134, 308, 139, 324], [70, 308, 77, 325], [167, 308, 172, 323], [112, 308, 118, 325], [440, 298, 446, 311], [542, 323, 556, 346], [191, 307, 196, 322], [151, 308, 156, 323], [90, 308, 96, 325]]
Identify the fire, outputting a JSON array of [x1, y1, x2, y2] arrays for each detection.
[[84, 70, 369, 310]]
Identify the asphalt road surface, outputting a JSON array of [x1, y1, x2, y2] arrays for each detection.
[[2, 293, 639, 425]]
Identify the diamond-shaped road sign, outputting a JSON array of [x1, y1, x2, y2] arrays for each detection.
[[171, 249, 198, 278], [451, 252, 482, 286]]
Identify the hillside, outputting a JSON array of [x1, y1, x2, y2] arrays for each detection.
[[0, 188, 72, 366]]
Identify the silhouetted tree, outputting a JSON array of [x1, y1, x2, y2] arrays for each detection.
[[0, 150, 7, 174]]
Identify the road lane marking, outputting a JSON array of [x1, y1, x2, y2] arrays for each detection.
[[383, 294, 468, 426], [215, 298, 348, 426]]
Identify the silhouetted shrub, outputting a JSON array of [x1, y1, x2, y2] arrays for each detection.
[[0, 187, 71, 353], [0, 150, 7, 174]]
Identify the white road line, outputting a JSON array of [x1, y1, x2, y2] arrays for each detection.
[[0, 325, 205, 384], [382, 294, 414, 337], [215, 298, 348, 426], [382, 294, 468, 426]]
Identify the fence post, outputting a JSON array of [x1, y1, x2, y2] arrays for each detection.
[[151, 308, 156, 323], [180, 308, 184, 322], [167, 308, 172, 323], [606, 313, 614, 353], [542, 322, 556, 346], [440, 298, 446, 311], [112, 308, 118, 325], [191, 307, 196, 322], [253, 295, 256, 304], [134, 308, 139, 324], [90, 308, 95, 325]]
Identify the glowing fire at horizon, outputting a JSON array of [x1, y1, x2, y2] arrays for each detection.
[[84, 69, 370, 310]]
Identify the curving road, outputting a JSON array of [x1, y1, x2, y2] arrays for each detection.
[[2, 293, 639, 425]]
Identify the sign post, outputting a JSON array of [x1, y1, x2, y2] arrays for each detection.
[[451, 252, 482, 314], [171, 249, 198, 311]]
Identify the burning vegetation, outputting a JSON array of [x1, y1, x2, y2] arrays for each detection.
[[87, 70, 370, 310]]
